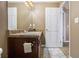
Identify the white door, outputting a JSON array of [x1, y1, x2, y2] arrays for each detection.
[[45, 8, 63, 47]]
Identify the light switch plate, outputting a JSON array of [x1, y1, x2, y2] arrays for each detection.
[[74, 17, 79, 23]]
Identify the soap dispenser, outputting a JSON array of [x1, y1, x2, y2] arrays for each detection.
[[33, 24, 36, 31], [28, 24, 32, 31]]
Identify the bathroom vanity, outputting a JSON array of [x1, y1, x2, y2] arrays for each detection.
[[8, 32, 42, 58]]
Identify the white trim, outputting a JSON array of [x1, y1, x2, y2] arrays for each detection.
[[69, 1, 71, 58], [64, 41, 70, 42], [63, 11, 67, 42], [60, 1, 65, 8]]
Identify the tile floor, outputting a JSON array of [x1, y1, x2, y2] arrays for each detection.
[[43, 48, 50, 58], [60, 46, 69, 58], [43, 48, 66, 58], [48, 48, 66, 58]]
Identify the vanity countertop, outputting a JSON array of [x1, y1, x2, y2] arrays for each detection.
[[8, 32, 42, 38]]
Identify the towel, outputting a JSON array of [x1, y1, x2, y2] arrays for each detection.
[[23, 43, 32, 53]]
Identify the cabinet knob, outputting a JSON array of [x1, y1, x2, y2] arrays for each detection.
[[33, 41, 35, 44], [31, 43, 33, 46]]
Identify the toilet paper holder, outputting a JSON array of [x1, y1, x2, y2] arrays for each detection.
[[23, 41, 33, 46]]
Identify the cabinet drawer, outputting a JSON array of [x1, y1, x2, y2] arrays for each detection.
[[8, 37, 39, 58]]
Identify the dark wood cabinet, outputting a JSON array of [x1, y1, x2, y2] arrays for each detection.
[[8, 35, 41, 58]]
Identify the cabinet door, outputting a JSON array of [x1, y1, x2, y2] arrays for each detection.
[[8, 38, 15, 58], [14, 38, 38, 58]]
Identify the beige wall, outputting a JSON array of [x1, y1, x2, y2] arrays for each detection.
[[8, 2, 60, 31], [70, 1, 79, 58], [0, 2, 8, 57]]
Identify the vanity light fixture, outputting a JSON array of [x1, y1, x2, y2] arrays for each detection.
[[25, 1, 29, 7], [25, 1, 34, 8], [28, 1, 34, 7]]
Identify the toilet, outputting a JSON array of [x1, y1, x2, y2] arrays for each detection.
[[0, 48, 3, 58]]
